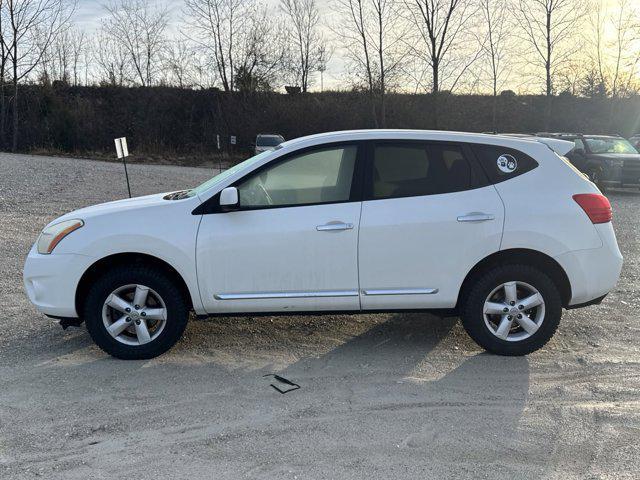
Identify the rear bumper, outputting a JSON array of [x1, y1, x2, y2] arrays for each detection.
[[565, 294, 607, 310], [554, 223, 623, 306], [23, 245, 95, 318]]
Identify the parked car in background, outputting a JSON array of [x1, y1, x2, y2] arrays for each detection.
[[24, 130, 622, 359], [629, 134, 640, 151], [536, 133, 640, 191], [255, 134, 285, 154]]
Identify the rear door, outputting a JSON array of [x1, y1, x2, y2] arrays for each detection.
[[358, 141, 504, 310]]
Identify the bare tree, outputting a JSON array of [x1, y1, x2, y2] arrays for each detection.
[[333, 0, 374, 97], [477, 0, 510, 131], [588, 0, 607, 90], [609, 0, 636, 98], [68, 27, 85, 85], [93, 28, 130, 86], [183, 0, 248, 92], [334, 0, 408, 126], [102, 0, 169, 87], [3, 0, 75, 150], [280, 0, 327, 92], [404, 0, 480, 94], [0, 0, 10, 147], [234, 5, 288, 92], [163, 39, 199, 88], [38, 26, 84, 85], [514, 0, 586, 97]]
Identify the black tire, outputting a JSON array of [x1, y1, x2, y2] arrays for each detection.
[[460, 264, 562, 356], [82, 265, 189, 360]]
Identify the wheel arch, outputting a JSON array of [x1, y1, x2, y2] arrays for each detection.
[[456, 248, 572, 309], [75, 252, 194, 316]]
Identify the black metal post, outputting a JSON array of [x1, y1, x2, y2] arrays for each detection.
[[123, 156, 132, 198]]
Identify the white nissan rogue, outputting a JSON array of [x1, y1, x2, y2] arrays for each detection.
[[24, 130, 623, 359]]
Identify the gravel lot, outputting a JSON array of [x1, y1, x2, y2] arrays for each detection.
[[0, 152, 639, 479]]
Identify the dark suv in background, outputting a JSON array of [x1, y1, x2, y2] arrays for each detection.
[[536, 133, 640, 191]]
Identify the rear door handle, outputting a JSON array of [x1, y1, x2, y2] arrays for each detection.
[[457, 212, 495, 223], [316, 222, 354, 231]]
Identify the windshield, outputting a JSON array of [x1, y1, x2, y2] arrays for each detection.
[[257, 135, 284, 147], [187, 150, 274, 197], [585, 137, 638, 154]]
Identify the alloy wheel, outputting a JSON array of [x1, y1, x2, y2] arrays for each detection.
[[101, 284, 167, 346], [482, 281, 545, 342]]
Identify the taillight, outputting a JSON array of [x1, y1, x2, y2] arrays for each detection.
[[573, 193, 612, 224]]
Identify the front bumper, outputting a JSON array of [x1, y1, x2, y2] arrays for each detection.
[[23, 246, 95, 318]]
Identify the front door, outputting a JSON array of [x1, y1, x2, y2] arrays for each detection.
[[358, 141, 504, 310], [196, 143, 364, 313]]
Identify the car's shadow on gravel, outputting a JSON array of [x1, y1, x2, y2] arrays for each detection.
[[253, 313, 531, 468], [4, 313, 533, 478]]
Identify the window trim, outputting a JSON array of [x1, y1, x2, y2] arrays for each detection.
[[194, 141, 366, 214], [362, 140, 489, 202]]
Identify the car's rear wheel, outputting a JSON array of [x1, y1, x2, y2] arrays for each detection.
[[461, 264, 562, 355], [83, 265, 189, 359]]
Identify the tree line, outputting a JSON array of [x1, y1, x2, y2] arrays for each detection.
[[1, 0, 640, 154], [12, 85, 640, 158]]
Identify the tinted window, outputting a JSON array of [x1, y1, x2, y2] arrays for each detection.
[[574, 138, 585, 150], [238, 145, 357, 207], [472, 144, 538, 184], [370, 143, 474, 199]]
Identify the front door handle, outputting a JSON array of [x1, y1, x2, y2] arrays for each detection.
[[316, 222, 354, 231], [457, 212, 495, 223]]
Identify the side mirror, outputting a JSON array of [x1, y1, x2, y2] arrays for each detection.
[[219, 187, 239, 211]]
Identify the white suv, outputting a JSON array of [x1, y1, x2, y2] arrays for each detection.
[[24, 130, 623, 359]]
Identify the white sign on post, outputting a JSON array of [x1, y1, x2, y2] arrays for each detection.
[[114, 137, 132, 198], [230, 135, 237, 145], [216, 134, 221, 150], [115, 137, 129, 158]]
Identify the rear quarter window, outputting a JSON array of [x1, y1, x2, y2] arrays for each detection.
[[471, 144, 539, 184]]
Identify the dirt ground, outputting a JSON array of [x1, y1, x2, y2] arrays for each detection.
[[0, 152, 638, 479]]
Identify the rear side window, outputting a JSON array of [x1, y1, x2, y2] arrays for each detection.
[[472, 144, 539, 184], [368, 142, 480, 199]]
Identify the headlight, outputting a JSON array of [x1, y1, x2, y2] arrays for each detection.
[[37, 219, 84, 254]]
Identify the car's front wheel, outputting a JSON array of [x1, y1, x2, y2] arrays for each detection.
[[461, 264, 562, 356], [83, 265, 189, 359]]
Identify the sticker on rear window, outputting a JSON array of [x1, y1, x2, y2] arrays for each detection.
[[497, 154, 517, 173]]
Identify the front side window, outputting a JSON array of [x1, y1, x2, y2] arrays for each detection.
[[370, 143, 473, 199], [237, 145, 358, 208]]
